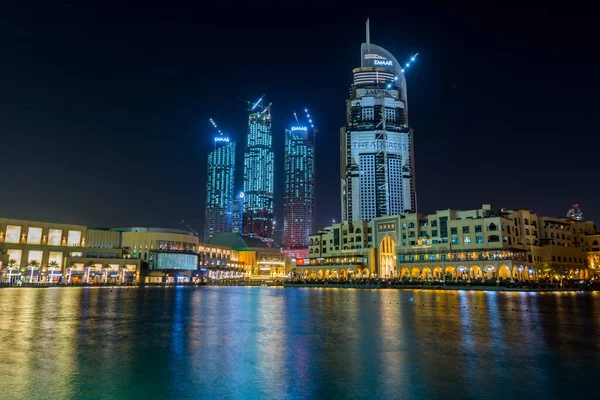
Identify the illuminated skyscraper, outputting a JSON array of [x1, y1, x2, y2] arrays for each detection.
[[243, 98, 274, 242], [232, 192, 244, 233], [341, 20, 416, 223], [283, 115, 315, 257], [204, 131, 235, 241]]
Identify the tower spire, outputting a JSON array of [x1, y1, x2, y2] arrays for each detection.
[[366, 18, 370, 52]]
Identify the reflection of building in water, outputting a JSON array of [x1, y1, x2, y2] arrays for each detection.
[[304, 204, 598, 281]]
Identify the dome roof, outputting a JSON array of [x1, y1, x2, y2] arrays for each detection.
[[207, 232, 268, 250]]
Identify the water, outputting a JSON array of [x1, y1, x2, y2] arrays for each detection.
[[0, 287, 599, 399]]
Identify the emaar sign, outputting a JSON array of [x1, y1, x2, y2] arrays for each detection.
[[214, 137, 230, 142], [374, 59, 393, 66], [291, 126, 307, 132]]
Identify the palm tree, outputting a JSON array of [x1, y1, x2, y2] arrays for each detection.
[[48, 261, 60, 283], [27, 260, 40, 283], [5, 259, 18, 284]]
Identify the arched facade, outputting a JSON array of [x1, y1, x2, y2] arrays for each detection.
[[379, 236, 396, 279]]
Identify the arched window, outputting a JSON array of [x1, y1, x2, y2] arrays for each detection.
[[593, 240, 599, 246], [315, 239, 320, 245], [309, 249, 313, 254], [524, 218, 529, 225], [309, 239, 313, 246], [356, 228, 361, 234], [488, 223, 497, 231], [488, 235, 500, 243], [408, 222, 415, 228]]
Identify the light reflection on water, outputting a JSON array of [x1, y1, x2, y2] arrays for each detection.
[[0, 287, 599, 399]]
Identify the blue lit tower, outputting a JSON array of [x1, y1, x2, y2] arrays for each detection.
[[204, 119, 236, 240], [283, 110, 315, 257], [243, 97, 274, 242], [341, 19, 417, 222]]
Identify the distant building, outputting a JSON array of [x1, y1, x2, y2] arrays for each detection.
[[341, 20, 415, 223], [204, 134, 235, 241], [283, 122, 315, 259], [243, 99, 274, 242], [232, 192, 244, 234]]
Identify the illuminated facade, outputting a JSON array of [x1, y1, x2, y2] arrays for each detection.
[[341, 22, 416, 223], [0, 217, 141, 284], [283, 124, 315, 257], [204, 135, 235, 240], [305, 204, 598, 281], [243, 102, 274, 242]]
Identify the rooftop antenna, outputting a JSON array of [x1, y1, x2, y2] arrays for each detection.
[[209, 118, 223, 136], [366, 18, 370, 53], [251, 94, 265, 111]]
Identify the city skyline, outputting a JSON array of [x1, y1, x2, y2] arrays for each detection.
[[2, 5, 599, 231]]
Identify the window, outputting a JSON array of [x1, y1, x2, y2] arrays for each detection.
[[464, 236, 471, 245], [5, 225, 21, 244], [355, 228, 361, 234], [402, 223, 407, 229], [28, 250, 43, 265], [48, 229, 62, 246], [362, 107, 375, 120], [419, 255, 425, 261], [475, 225, 482, 233], [322, 248, 327, 254], [408, 222, 415, 228], [429, 254, 436, 261], [450, 227, 457, 235], [432, 230, 438, 236], [488, 235, 500, 243], [431, 220, 437, 227], [67, 231, 82, 247], [442, 238, 449, 243], [6, 249, 22, 266], [402, 233, 407, 239], [476, 236, 483, 244], [451, 238, 458, 245], [432, 239, 439, 244], [27, 227, 43, 245], [48, 251, 63, 267], [489, 223, 497, 231], [463, 226, 470, 234]]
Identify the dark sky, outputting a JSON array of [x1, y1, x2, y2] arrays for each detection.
[[1, 2, 599, 233]]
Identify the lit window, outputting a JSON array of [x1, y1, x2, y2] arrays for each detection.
[[451, 238, 458, 245], [28, 250, 43, 264], [48, 229, 62, 246], [5, 225, 21, 244], [27, 227, 42, 245], [48, 251, 63, 267], [67, 231, 82, 247], [476, 236, 483, 244], [6, 249, 22, 266]]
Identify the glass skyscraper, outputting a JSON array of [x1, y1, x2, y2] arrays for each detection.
[[283, 124, 314, 257], [243, 102, 274, 242], [204, 135, 235, 240], [341, 23, 416, 223]]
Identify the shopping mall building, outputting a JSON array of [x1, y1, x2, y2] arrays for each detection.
[[0, 218, 246, 284], [304, 204, 599, 282]]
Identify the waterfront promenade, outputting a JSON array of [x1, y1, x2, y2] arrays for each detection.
[[2, 279, 597, 292]]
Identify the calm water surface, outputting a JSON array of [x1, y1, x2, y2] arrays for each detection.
[[0, 287, 599, 399]]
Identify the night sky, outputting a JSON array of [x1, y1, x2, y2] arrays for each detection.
[[2, 3, 599, 234]]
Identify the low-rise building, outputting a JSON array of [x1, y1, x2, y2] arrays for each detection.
[[305, 205, 598, 281]]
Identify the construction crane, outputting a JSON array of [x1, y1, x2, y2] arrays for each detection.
[[181, 220, 200, 237], [238, 94, 266, 112], [209, 118, 224, 135]]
